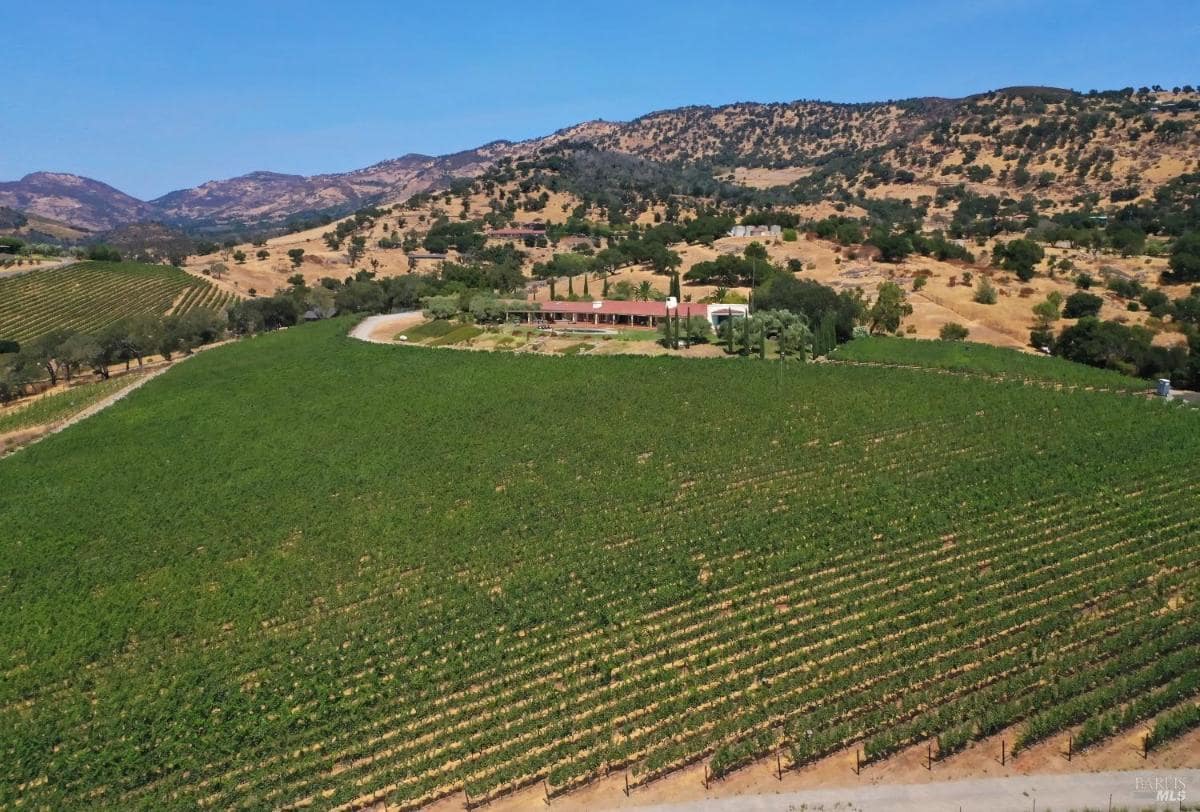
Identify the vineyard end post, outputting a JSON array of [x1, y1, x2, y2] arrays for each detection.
[[927, 742, 932, 771], [1001, 738, 1006, 766], [776, 750, 782, 781], [1067, 735, 1072, 762]]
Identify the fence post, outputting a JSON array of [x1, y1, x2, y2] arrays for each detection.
[[1143, 734, 1149, 759], [1067, 735, 1072, 762], [927, 742, 933, 771], [1001, 739, 1006, 766], [704, 764, 709, 790], [777, 750, 783, 781], [855, 749, 861, 775], [624, 772, 629, 797]]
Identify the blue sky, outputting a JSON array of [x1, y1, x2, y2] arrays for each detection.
[[4, 0, 1197, 199]]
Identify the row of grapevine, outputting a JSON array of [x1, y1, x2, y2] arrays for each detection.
[[0, 319, 1197, 809], [0, 261, 234, 343]]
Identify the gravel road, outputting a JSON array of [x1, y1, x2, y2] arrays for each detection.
[[613, 769, 1199, 811], [348, 311, 424, 344]]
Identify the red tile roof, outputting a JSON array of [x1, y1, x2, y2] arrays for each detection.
[[487, 228, 546, 238], [540, 300, 715, 318]]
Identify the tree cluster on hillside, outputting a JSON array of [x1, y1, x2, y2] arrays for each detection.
[[1026, 278, 1200, 387]]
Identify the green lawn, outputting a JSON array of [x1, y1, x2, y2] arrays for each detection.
[[831, 336, 1152, 391], [428, 324, 483, 346], [1, 318, 1197, 808], [400, 318, 457, 340]]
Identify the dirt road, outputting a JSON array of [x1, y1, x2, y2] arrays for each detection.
[[348, 311, 424, 344], [615, 769, 1198, 811]]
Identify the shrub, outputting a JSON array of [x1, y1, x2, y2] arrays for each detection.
[[973, 277, 997, 305], [86, 244, 122, 262], [1063, 291, 1104, 318], [1140, 289, 1171, 317], [940, 322, 970, 340], [1030, 326, 1056, 350]]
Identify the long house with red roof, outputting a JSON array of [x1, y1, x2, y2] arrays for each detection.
[[504, 299, 749, 329]]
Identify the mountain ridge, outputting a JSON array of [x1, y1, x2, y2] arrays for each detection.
[[3, 85, 1196, 236]]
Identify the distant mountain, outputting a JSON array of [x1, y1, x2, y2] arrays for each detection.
[[0, 149, 518, 236], [148, 154, 445, 230], [102, 222, 195, 264], [0, 203, 91, 242], [4, 85, 1197, 236], [0, 172, 155, 232]]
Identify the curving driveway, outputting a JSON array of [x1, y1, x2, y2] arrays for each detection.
[[348, 311, 424, 344]]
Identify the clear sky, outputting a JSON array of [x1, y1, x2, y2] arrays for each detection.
[[4, 0, 1197, 199]]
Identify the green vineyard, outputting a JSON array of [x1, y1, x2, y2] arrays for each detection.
[[0, 318, 1197, 809], [0, 261, 237, 344], [831, 336, 1151, 391]]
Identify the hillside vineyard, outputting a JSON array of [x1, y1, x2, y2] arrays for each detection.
[[0, 261, 234, 344], [1, 319, 1197, 808]]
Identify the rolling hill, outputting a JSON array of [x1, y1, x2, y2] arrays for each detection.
[[0, 172, 154, 232], [4, 86, 1196, 237]]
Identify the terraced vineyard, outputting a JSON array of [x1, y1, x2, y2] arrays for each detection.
[[0, 261, 236, 343], [1, 318, 1197, 809]]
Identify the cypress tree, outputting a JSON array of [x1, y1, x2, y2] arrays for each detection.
[[602, 276, 610, 297], [568, 275, 575, 297], [583, 274, 590, 297], [550, 278, 557, 301], [812, 311, 835, 356], [741, 314, 751, 355], [670, 272, 681, 301], [673, 312, 681, 350], [726, 318, 735, 354]]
